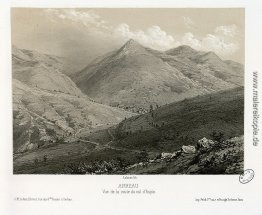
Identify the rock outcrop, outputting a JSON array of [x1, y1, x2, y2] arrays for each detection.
[[123, 136, 244, 175]]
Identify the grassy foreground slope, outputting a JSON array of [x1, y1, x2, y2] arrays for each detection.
[[114, 87, 244, 152]]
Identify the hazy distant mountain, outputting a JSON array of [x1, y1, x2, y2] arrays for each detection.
[[12, 47, 134, 153], [167, 46, 243, 86], [12, 46, 83, 96], [73, 40, 244, 111]]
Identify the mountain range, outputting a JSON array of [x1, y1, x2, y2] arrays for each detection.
[[73, 39, 243, 111]]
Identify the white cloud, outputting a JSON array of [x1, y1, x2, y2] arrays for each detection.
[[182, 32, 201, 49], [214, 25, 238, 37], [114, 23, 179, 50], [181, 27, 239, 57], [44, 9, 240, 57], [114, 23, 239, 56], [45, 9, 108, 30], [202, 34, 239, 55]]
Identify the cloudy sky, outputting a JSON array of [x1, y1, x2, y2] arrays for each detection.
[[12, 8, 244, 68]]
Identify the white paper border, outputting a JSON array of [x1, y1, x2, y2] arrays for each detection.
[[1, 0, 262, 214]]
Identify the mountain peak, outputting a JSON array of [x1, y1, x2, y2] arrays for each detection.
[[117, 39, 147, 55], [204, 51, 220, 58], [176, 45, 195, 51], [125, 38, 139, 45], [121, 39, 144, 50], [166, 45, 198, 56], [199, 51, 222, 62]]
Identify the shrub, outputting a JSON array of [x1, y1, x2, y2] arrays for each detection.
[[210, 131, 225, 143], [34, 158, 38, 165]]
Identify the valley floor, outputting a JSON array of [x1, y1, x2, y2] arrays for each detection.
[[13, 126, 150, 174]]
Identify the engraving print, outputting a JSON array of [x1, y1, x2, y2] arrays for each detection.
[[12, 8, 244, 174]]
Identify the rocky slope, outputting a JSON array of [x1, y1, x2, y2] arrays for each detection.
[[12, 47, 134, 153], [124, 136, 244, 174]]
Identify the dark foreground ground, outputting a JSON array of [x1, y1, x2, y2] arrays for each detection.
[[14, 135, 243, 175]]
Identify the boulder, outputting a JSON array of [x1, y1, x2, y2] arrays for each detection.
[[197, 137, 214, 148], [161, 151, 180, 159], [161, 152, 173, 159], [181, 145, 196, 154], [171, 152, 178, 158]]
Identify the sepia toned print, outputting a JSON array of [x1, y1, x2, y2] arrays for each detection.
[[12, 8, 244, 174]]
